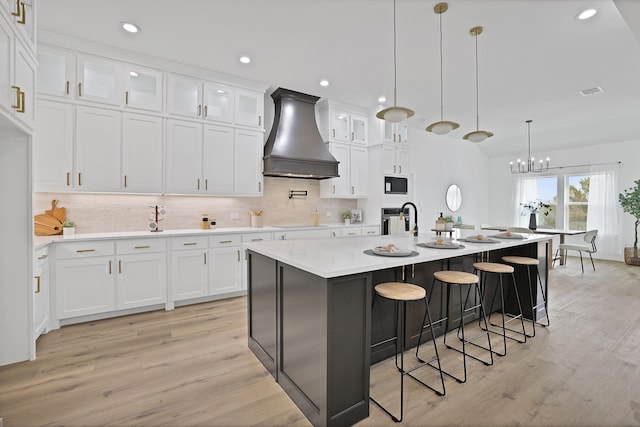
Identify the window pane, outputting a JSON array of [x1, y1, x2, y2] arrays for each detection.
[[566, 175, 590, 230], [522, 176, 557, 228], [568, 205, 588, 230], [568, 175, 590, 202]]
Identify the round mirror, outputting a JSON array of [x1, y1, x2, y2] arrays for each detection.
[[446, 184, 462, 212]]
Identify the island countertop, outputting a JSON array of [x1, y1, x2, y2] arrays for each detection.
[[243, 231, 552, 279]]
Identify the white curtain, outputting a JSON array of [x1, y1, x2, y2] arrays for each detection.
[[512, 175, 539, 227], [587, 164, 621, 256]]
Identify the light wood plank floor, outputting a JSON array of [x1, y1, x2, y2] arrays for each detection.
[[1, 258, 640, 426]]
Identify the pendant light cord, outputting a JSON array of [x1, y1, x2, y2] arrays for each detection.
[[439, 10, 444, 121], [393, 0, 398, 107], [475, 30, 480, 131]]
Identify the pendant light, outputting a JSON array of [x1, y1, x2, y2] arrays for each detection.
[[376, 0, 414, 123], [463, 26, 493, 142], [510, 120, 550, 173], [426, 3, 459, 135]]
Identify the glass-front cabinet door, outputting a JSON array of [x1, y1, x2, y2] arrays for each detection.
[[37, 46, 74, 98], [124, 63, 163, 112], [76, 54, 123, 106], [235, 88, 263, 129], [330, 110, 349, 142], [166, 73, 201, 118], [203, 82, 234, 123], [351, 114, 367, 144]]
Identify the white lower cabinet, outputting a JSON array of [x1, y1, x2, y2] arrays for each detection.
[[33, 247, 49, 338], [115, 239, 167, 309], [170, 236, 208, 301], [209, 234, 242, 295]]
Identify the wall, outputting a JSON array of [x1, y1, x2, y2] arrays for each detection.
[[488, 138, 640, 260], [34, 177, 357, 233], [408, 129, 491, 230]]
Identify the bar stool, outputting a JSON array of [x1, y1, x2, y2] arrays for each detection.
[[370, 282, 445, 423], [473, 262, 527, 357], [427, 271, 493, 384], [502, 256, 549, 337]]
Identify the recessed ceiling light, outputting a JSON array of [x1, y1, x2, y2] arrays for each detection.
[[121, 22, 141, 33], [378, 96, 387, 103], [239, 56, 251, 64], [578, 8, 597, 20], [129, 71, 138, 77], [216, 89, 226, 94], [319, 79, 329, 87]]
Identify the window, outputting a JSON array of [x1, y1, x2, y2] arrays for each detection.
[[566, 175, 590, 231], [517, 176, 557, 228]]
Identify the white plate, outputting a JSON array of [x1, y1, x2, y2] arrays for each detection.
[[373, 246, 413, 256], [419, 242, 461, 249], [490, 233, 525, 239]]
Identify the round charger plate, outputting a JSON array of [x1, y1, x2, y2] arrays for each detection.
[[418, 242, 465, 249], [460, 237, 499, 243], [490, 233, 525, 239], [364, 249, 419, 257]]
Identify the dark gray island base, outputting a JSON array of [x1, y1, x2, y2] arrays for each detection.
[[247, 239, 549, 427]]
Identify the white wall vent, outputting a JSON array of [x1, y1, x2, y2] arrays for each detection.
[[579, 86, 604, 96]]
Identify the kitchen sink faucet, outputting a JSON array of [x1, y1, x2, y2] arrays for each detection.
[[400, 202, 418, 238]]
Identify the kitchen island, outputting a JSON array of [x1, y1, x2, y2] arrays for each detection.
[[244, 232, 551, 427]]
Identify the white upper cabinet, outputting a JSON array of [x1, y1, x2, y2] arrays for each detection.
[[122, 113, 163, 193], [75, 106, 122, 191], [233, 128, 263, 196], [12, 39, 35, 128], [0, 15, 14, 117], [76, 54, 123, 106], [123, 63, 163, 112], [317, 100, 368, 145], [381, 119, 408, 144], [37, 46, 74, 98], [380, 145, 409, 176], [33, 100, 73, 191], [3, 0, 34, 50], [234, 88, 263, 129], [203, 124, 234, 194], [166, 73, 201, 118], [203, 82, 234, 123], [165, 119, 203, 194], [320, 143, 368, 198]]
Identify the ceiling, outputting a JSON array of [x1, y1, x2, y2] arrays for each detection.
[[36, 0, 640, 158]]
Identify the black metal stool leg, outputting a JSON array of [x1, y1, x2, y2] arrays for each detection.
[[533, 265, 550, 328]]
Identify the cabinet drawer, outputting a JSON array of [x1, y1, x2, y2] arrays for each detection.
[[343, 228, 362, 237], [361, 226, 380, 236], [209, 235, 241, 248], [241, 232, 273, 243], [55, 241, 114, 259], [170, 236, 208, 251], [116, 238, 166, 255], [34, 247, 49, 265]]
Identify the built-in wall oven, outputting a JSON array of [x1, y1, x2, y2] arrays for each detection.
[[381, 207, 410, 235]]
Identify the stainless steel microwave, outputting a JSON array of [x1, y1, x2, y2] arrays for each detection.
[[384, 176, 408, 194]]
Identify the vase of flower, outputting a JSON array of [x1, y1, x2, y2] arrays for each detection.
[[528, 213, 537, 230], [521, 200, 551, 230]]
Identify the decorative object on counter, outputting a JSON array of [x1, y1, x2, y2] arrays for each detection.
[[456, 215, 463, 224], [250, 210, 264, 228], [312, 209, 320, 226], [62, 221, 75, 238], [342, 211, 351, 225], [426, 2, 459, 135], [148, 205, 165, 232], [351, 209, 362, 224], [521, 199, 551, 231], [34, 200, 65, 236], [444, 215, 454, 231], [376, 0, 414, 123], [288, 189, 308, 199], [435, 212, 445, 231], [201, 215, 211, 230], [510, 120, 550, 174], [210, 220, 217, 229], [445, 184, 462, 212], [619, 179, 640, 266], [463, 26, 493, 143]]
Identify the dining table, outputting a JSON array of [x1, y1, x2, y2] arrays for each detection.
[[481, 225, 586, 265]]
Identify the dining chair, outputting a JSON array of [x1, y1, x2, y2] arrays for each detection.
[[553, 230, 598, 273]]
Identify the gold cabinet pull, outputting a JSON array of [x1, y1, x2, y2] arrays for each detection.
[[251, 238, 263, 242], [351, 186, 355, 195], [197, 178, 200, 190], [78, 82, 82, 97], [203, 253, 207, 264], [351, 132, 354, 141], [124, 175, 127, 188], [205, 179, 208, 190], [66, 172, 70, 186], [134, 245, 150, 249], [204, 105, 208, 117], [34, 276, 41, 293], [332, 129, 335, 138], [11, 86, 21, 109], [219, 240, 232, 244], [38, 254, 48, 260], [118, 260, 122, 274], [11, 0, 20, 15], [125, 90, 129, 105], [237, 250, 240, 262], [16, 91, 25, 113], [17, 2, 26, 24], [76, 249, 95, 253], [78, 172, 82, 186], [258, 115, 262, 127], [183, 242, 197, 246], [258, 181, 261, 192], [332, 185, 335, 194], [398, 165, 402, 174], [393, 165, 397, 173], [108, 260, 112, 274], [197, 105, 201, 117], [66, 81, 70, 95]]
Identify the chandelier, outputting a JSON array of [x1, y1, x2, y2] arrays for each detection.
[[510, 120, 550, 173]]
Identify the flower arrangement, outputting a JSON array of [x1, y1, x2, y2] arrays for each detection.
[[341, 211, 352, 220], [520, 200, 551, 216]]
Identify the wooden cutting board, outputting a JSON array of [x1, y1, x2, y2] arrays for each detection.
[[34, 214, 63, 236], [44, 199, 66, 223]]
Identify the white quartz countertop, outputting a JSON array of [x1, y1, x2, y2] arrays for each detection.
[[243, 231, 552, 279], [32, 223, 377, 249]]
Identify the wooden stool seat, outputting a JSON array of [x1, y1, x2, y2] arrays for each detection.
[[473, 262, 514, 274], [375, 282, 426, 301], [502, 256, 539, 266], [433, 271, 479, 285]]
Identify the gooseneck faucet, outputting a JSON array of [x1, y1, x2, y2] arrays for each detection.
[[400, 202, 418, 238]]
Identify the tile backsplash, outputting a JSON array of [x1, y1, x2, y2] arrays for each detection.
[[34, 177, 357, 233]]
